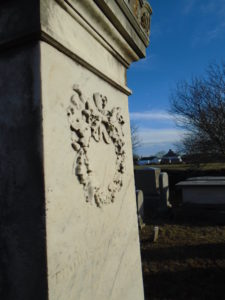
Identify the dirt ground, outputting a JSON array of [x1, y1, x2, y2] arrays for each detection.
[[140, 209, 225, 300]]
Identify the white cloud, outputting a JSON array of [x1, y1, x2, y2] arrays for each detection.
[[130, 111, 184, 154], [130, 110, 175, 122], [135, 127, 186, 155], [139, 128, 185, 145]]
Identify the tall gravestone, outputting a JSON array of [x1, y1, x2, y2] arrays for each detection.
[[0, 1, 152, 299]]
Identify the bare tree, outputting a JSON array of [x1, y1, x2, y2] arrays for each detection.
[[170, 62, 225, 156], [130, 122, 142, 153]]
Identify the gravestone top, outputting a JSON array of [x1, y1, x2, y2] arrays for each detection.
[[134, 167, 161, 196], [187, 177, 225, 181], [176, 179, 225, 187]]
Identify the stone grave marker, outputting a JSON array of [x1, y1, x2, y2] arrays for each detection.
[[136, 189, 145, 229], [159, 172, 172, 209], [134, 167, 161, 214], [134, 167, 161, 196]]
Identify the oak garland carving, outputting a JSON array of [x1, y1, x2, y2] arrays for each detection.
[[67, 85, 125, 207]]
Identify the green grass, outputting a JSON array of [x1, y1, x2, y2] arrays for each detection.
[[141, 211, 225, 300]]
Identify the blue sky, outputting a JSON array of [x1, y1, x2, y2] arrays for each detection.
[[127, 0, 225, 156]]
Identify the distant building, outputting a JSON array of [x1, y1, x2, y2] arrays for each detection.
[[161, 149, 182, 164]]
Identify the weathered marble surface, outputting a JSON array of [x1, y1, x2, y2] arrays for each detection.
[[42, 42, 143, 299], [124, 0, 152, 36]]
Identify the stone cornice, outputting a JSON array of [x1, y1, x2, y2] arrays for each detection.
[[120, 0, 152, 41], [94, 0, 152, 51], [0, 0, 152, 95]]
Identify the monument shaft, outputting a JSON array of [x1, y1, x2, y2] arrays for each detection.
[[0, 1, 152, 299]]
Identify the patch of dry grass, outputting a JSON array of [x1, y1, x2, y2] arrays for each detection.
[[135, 162, 225, 172], [140, 212, 225, 300]]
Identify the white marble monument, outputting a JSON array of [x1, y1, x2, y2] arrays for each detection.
[[0, 1, 152, 300]]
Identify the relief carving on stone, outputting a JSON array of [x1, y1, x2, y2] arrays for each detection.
[[126, 0, 152, 36], [67, 85, 125, 207], [140, 1, 152, 36]]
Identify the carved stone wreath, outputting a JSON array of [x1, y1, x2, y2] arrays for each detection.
[[67, 85, 125, 207]]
